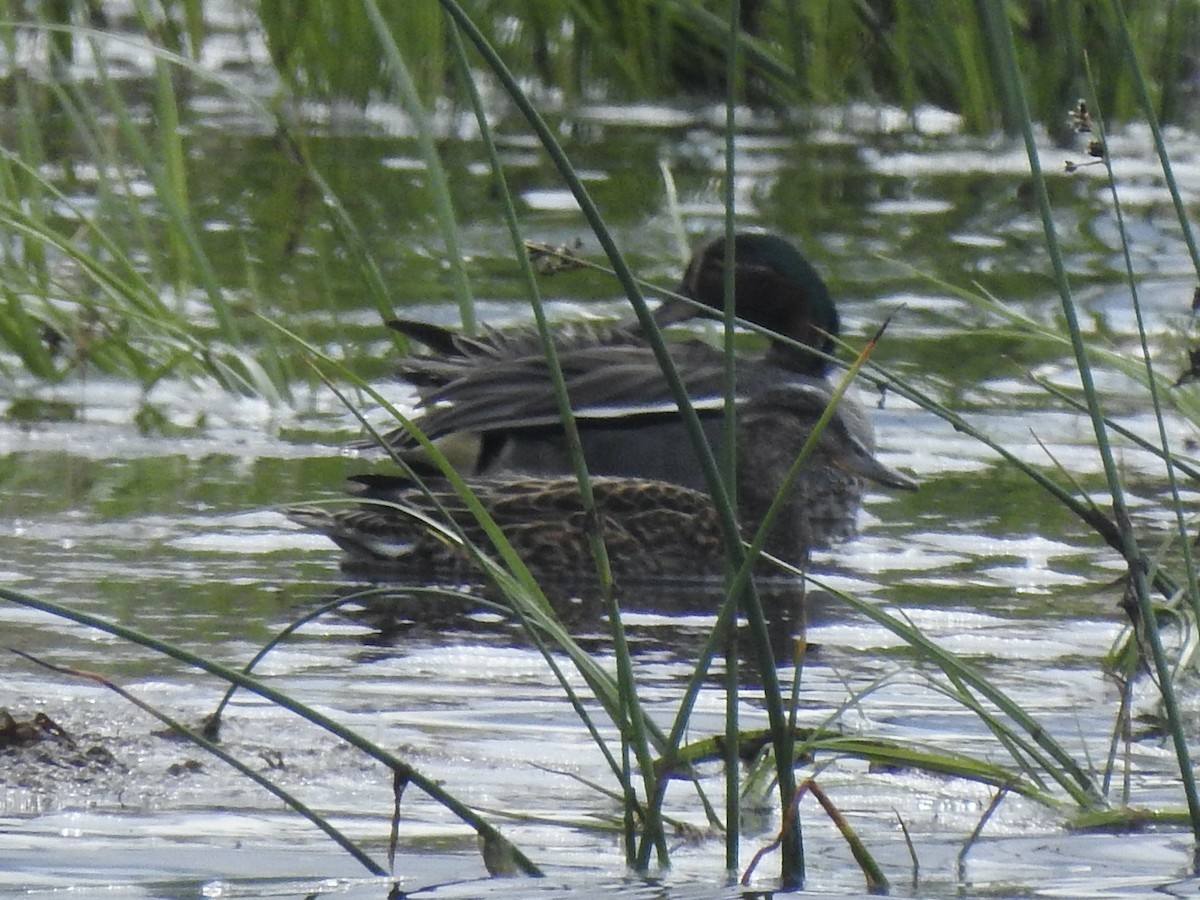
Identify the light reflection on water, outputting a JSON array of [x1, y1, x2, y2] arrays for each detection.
[[3, 40, 1200, 900], [1, 377, 1191, 896]]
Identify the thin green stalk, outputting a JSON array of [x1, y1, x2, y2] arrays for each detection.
[[361, 0, 474, 333], [721, 0, 745, 879], [444, 19, 656, 865], [10, 81, 47, 282], [148, 22, 193, 296], [787, 634, 806, 740], [0, 587, 541, 876], [1082, 56, 1200, 627]]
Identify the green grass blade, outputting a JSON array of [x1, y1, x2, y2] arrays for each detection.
[[0, 586, 542, 876], [361, 0, 475, 333]]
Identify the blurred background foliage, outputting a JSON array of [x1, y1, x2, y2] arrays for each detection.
[[13, 1, 1200, 139], [262, 1, 1191, 141]]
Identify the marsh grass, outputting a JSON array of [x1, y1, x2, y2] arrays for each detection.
[[0, 25, 286, 397], [251, 1, 1199, 137], [6, 0, 1200, 889], [980, 0, 1200, 834]]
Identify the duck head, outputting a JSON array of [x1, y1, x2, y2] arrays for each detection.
[[657, 232, 839, 378]]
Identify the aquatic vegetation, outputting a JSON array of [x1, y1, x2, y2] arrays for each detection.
[[253, 1, 1200, 136]]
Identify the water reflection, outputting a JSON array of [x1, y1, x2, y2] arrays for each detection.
[[308, 572, 808, 673]]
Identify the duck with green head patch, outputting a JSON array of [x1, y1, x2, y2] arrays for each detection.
[[349, 232, 911, 557]]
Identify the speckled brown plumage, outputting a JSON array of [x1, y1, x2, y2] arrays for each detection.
[[291, 379, 917, 586], [288, 476, 733, 585]]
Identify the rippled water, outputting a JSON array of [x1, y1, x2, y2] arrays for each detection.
[[4, 11, 1200, 899]]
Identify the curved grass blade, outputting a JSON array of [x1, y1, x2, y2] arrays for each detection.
[[442, 20, 655, 862], [0, 586, 542, 877], [9, 648, 388, 878]]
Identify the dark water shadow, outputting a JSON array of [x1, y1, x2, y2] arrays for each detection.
[[296, 569, 833, 677]]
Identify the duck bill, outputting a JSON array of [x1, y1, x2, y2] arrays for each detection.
[[614, 281, 707, 333], [837, 455, 919, 491], [652, 283, 709, 326]]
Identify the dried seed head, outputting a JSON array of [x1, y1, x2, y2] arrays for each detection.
[[527, 237, 585, 276], [1068, 99, 1092, 133]]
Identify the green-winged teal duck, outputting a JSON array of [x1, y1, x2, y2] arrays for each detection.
[[290, 380, 916, 582], [356, 232, 912, 550]]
